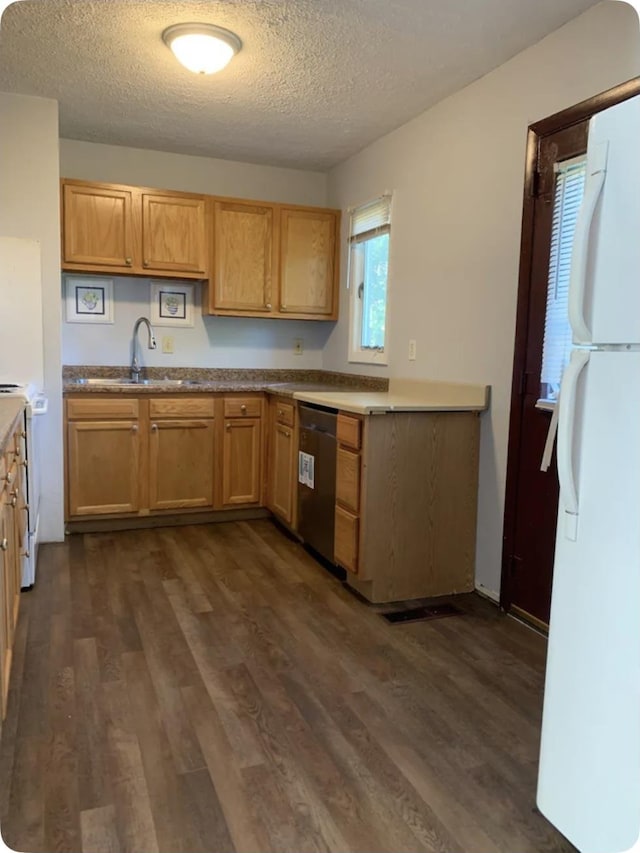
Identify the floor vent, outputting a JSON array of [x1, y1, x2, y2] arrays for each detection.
[[382, 602, 463, 624]]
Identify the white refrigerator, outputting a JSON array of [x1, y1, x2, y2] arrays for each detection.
[[537, 94, 640, 852]]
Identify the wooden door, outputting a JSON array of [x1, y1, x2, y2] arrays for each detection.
[[280, 209, 337, 316], [141, 193, 207, 274], [269, 421, 294, 523], [63, 181, 134, 270], [222, 418, 261, 506], [213, 201, 276, 313], [502, 121, 588, 628], [67, 421, 140, 516], [148, 419, 214, 510]]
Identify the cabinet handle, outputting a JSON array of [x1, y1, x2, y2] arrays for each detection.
[[10, 497, 17, 508], [151, 423, 158, 431], [284, 430, 291, 438], [20, 459, 27, 469], [125, 257, 132, 266], [265, 303, 272, 310], [240, 404, 247, 413], [281, 304, 287, 310], [132, 424, 138, 432], [21, 431, 26, 439], [143, 260, 149, 267], [5, 472, 12, 485], [21, 550, 30, 559], [278, 409, 284, 416], [0, 539, 7, 552], [225, 423, 231, 431]]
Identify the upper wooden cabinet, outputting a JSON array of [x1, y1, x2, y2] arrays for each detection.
[[63, 182, 135, 270], [61, 179, 340, 319], [61, 179, 208, 279], [212, 200, 276, 314], [141, 193, 207, 275], [279, 208, 337, 317]]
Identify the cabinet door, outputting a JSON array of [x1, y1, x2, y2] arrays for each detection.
[[280, 209, 337, 317], [269, 421, 294, 524], [336, 447, 360, 513], [213, 201, 276, 313], [149, 419, 214, 510], [141, 193, 207, 274], [222, 419, 261, 506], [63, 182, 134, 270], [67, 421, 140, 516]]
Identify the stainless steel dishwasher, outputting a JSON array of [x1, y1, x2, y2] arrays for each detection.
[[297, 404, 337, 563]]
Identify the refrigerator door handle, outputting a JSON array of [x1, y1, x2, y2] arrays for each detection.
[[557, 349, 590, 541], [568, 141, 608, 345]]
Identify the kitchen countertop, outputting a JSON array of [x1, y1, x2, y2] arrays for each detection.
[[294, 379, 490, 414], [62, 367, 389, 398], [0, 398, 25, 451]]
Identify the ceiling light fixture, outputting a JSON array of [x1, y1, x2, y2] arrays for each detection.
[[162, 23, 242, 75]]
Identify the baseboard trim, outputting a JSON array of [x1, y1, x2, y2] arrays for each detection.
[[65, 507, 270, 535]]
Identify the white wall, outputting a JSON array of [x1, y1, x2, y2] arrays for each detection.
[[0, 92, 64, 541], [324, 1, 640, 599], [62, 277, 331, 370], [60, 139, 331, 369]]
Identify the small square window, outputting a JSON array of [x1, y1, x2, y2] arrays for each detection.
[[348, 195, 392, 365]]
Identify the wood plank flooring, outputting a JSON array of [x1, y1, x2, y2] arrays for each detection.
[[0, 520, 574, 852]]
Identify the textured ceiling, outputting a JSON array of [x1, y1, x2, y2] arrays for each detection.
[[0, 0, 600, 171]]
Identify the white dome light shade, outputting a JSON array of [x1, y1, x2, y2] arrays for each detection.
[[162, 23, 242, 75]]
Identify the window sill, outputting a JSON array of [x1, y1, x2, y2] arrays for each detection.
[[348, 350, 388, 367]]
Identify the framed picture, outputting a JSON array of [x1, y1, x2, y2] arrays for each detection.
[[65, 276, 114, 324], [149, 281, 195, 327]]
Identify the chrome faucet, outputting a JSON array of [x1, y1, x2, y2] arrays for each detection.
[[131, 316, 157, 382]]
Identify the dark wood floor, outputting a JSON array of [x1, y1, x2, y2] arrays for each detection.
[[0, 520, 573, 853]]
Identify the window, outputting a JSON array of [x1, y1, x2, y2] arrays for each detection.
[[540, 156, 586, 402], [348, 195, 392, 364]]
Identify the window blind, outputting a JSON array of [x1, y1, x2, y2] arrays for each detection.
[[350, 195, 391, 244], [540, 157, 586, 398]]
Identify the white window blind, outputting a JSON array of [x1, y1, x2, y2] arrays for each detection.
[[540, 157, 586, 400], [350, 195, 391, 243]]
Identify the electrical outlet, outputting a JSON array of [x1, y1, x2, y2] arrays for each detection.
[[408, 339, 417, 361], [293, 338, 304, 355], [162, 336, 175, 354]]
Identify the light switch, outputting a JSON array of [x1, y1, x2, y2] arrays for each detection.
[[162, 336, 174, 354]]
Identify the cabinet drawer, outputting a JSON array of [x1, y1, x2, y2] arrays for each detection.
[[224, 397, 263, 418], [67, 397, 139, 420], [336, 447, 360, 513], [335, 506, 359, 574], [149, 397, 215, 419], [274, 400, 294, 427], [337, 414, 361, 450]]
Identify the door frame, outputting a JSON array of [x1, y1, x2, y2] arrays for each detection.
[[500, 76, 640, 615]]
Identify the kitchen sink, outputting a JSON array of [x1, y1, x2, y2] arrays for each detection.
[[71, 377, 204, 387]]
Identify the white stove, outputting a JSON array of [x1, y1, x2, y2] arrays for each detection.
[[0, 383, 48, 588]]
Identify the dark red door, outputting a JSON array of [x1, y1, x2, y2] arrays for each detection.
[[502, 121, 588, 628]]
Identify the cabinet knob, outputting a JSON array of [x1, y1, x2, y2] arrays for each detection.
[[281, 304, 287, 310], [225, 423, 231, 431], [5, 472, 12, 485], [278, 409, 284, 416], [240, 404, 247, 413], [151, 423, 158, 431], [125, 257, 132, 266], [143, 260, 149, 267], [21, 431, 26, 439], [11, 496, 17, 508], [0, 539, 7, 552], [132, 424, 138, 433], [285, 430, 291, 438], [21, 459, 27, 469], [265, 303, 272, 310]]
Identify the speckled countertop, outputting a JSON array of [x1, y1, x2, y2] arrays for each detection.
[[63, 367, 389, 398], [0, 398, 24, 451]]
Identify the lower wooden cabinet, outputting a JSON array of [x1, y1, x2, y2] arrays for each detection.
[[222, 418, 262, 506], [67, 420, 141, 516], [149, 419, 215, 510], [0, 415, 26, 720], [267, 398, 297, 526], [334, 409, 481, 603], [65, 394, 264, 520]]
